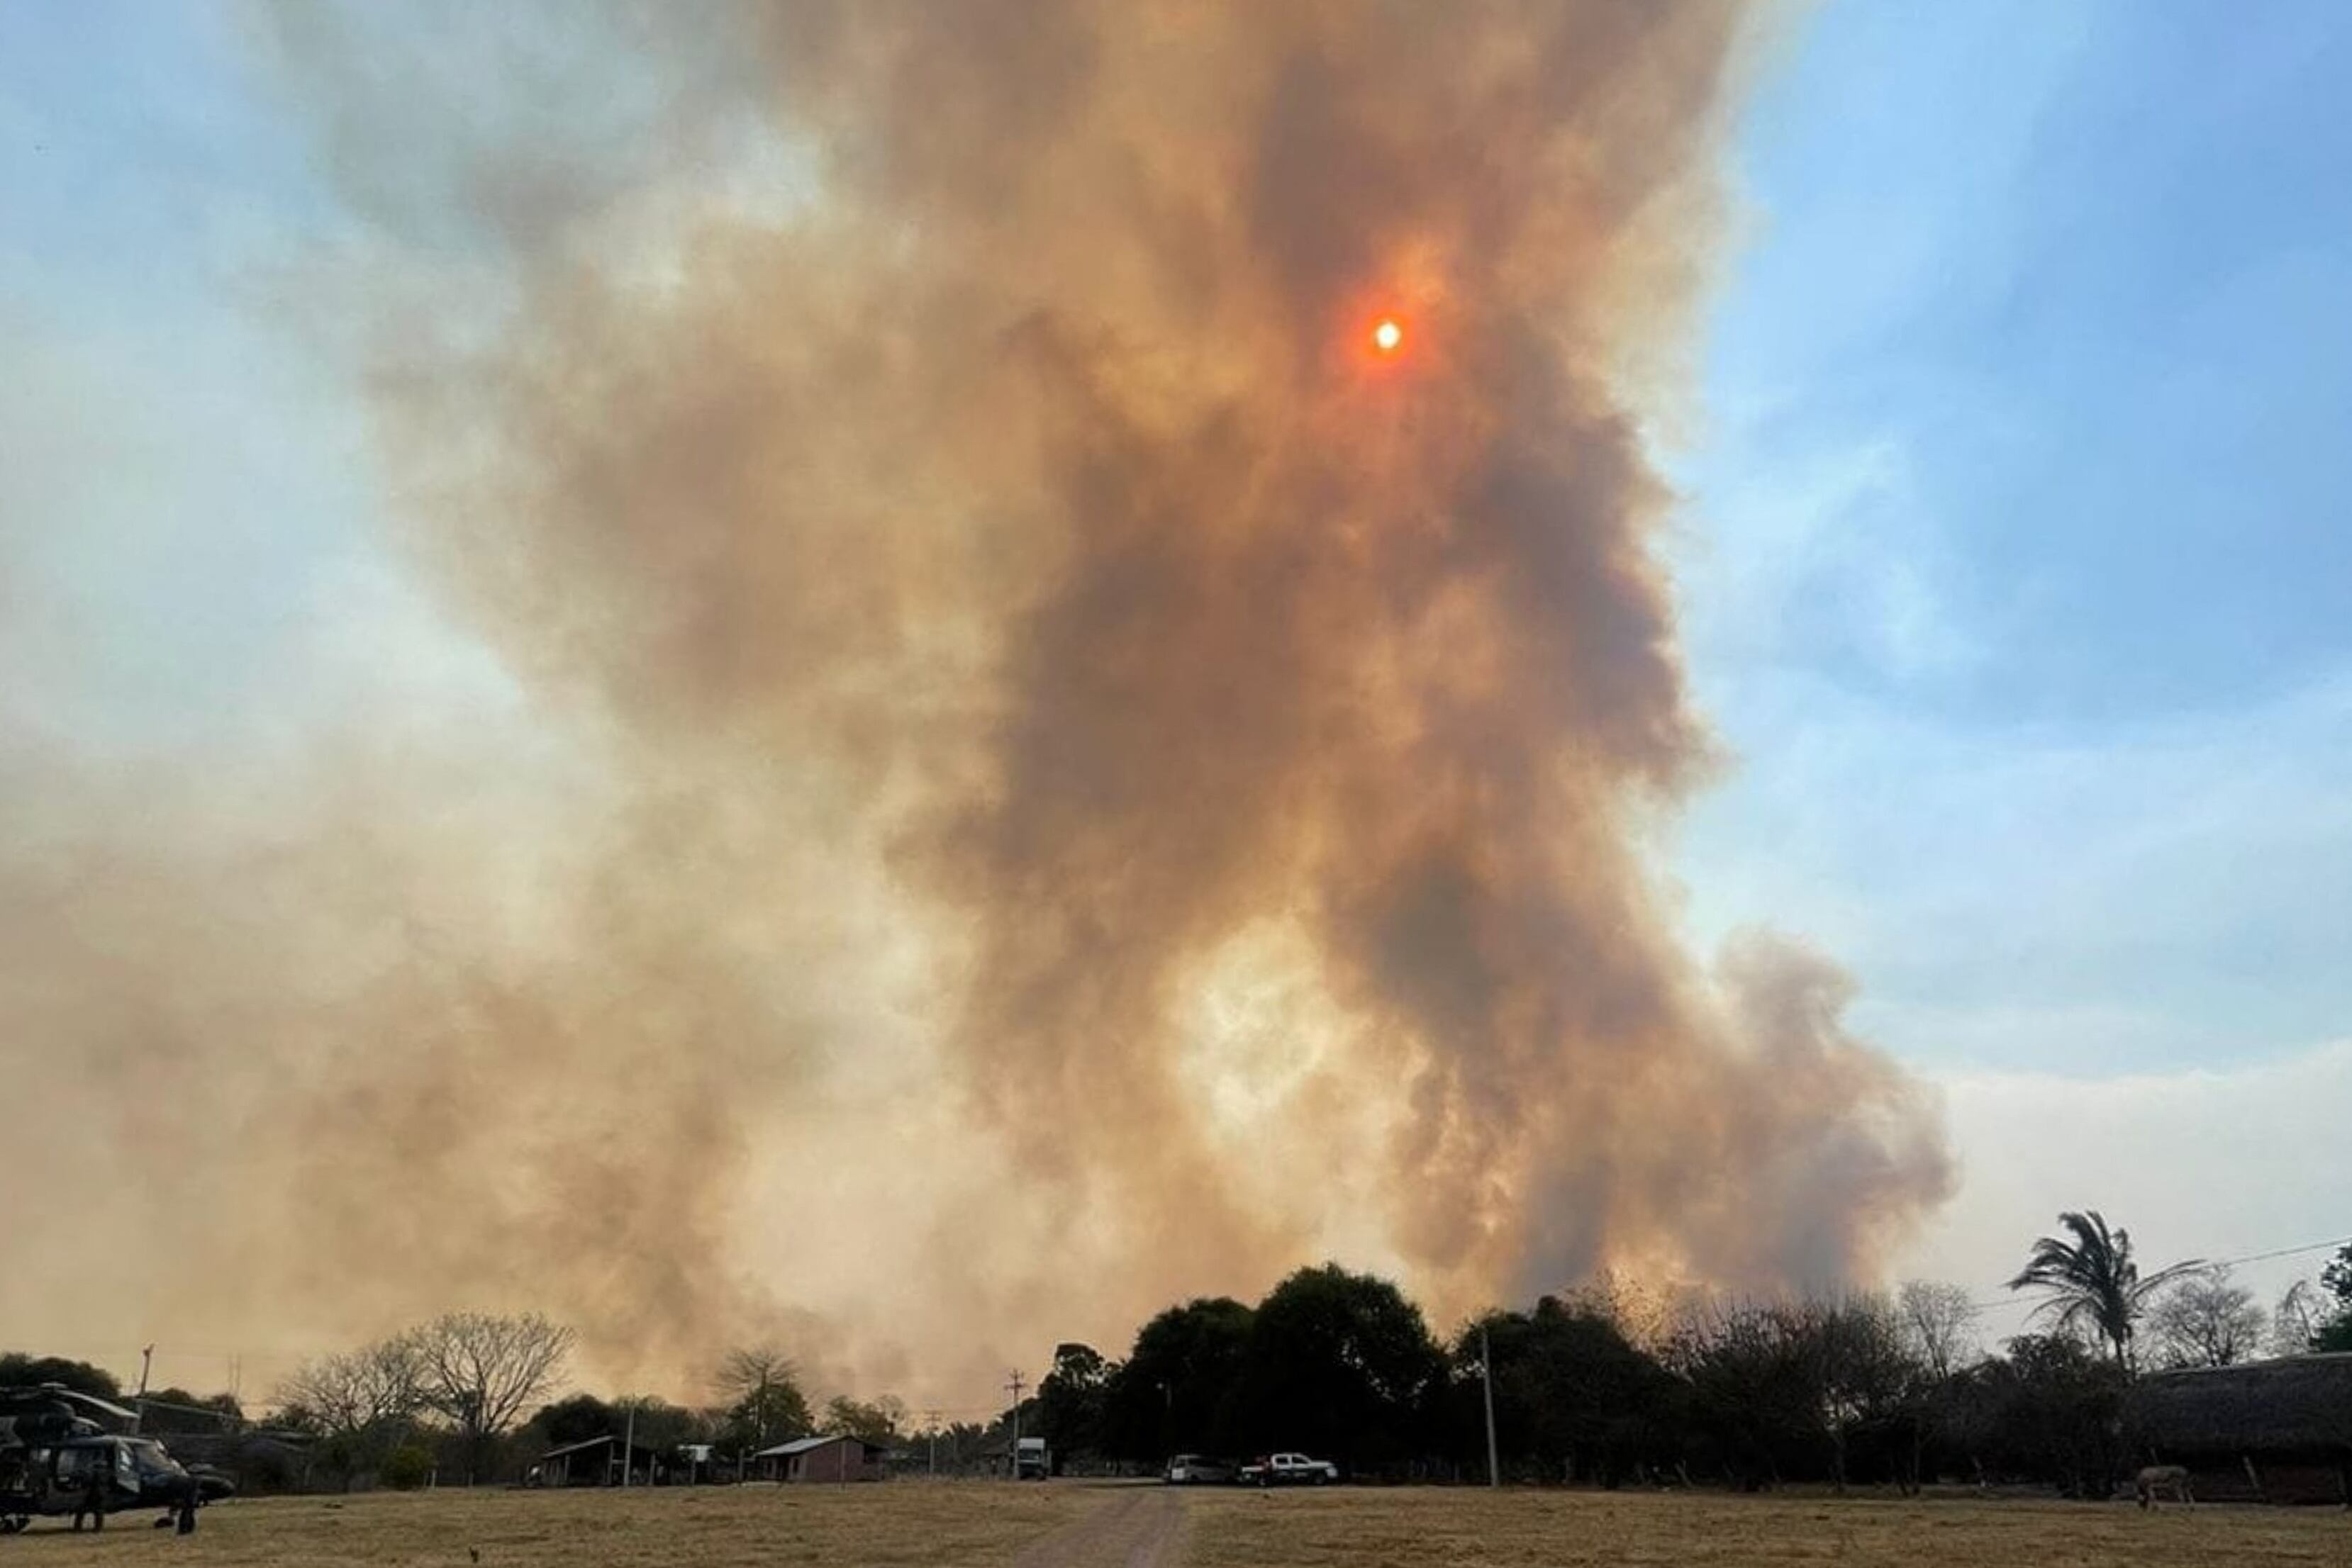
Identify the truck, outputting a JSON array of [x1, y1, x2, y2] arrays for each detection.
[[1239, 1452, 1338, 1486], [1163, 1453, 1236, 1485], [1013, 1437, 1049, 1480]]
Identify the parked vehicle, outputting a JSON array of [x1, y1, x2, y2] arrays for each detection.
[[1162, 1454, 1234, 1485], [1, 1387, 230, 1535], [1013, 1437, 1049, 1480], [1238, 1452, 1338, 1486]]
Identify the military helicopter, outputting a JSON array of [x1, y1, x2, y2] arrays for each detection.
[[0, 1384, 234, 1535]]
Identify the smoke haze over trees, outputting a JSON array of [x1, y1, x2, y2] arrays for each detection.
[[16, 1207, 2336, 1498]]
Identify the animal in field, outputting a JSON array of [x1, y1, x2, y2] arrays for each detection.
[[2135, 1464, 2193, 1510]]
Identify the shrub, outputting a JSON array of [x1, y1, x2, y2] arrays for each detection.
[[381, 1443, 436, 1491]]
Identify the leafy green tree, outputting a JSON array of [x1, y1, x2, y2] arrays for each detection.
[[1980, 1333, 2129, 1497], [611, 1396, 703, 1453], [1455, 1294, 1677, 1484], [1035, 1343, 1116, 1462], [533, 1393, 615, 1448], [1233, 1264, 1446, 1471], [0, 1354, 121, 1398], [2006, 1211, 2199, 1370], [823, 1394, 905, 1445], [379, 1441, 436, 1490], [2314, 1245, 2352, 1352], [1101, 1297, 1254, 1462]]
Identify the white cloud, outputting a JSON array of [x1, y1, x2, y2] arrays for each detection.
[[1902, 1037, 2352, 1336]]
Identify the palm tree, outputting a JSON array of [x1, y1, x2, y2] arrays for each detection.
[[2007, 1210, 2201, 1372]]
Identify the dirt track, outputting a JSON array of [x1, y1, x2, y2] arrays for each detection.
[[1014, 1486, 1186, 1568]]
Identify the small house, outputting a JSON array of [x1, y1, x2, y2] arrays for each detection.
[[2129, 1353, 2352, 1503], [754, 1433, 888, 1484], [536, 1433, 660, 1487]]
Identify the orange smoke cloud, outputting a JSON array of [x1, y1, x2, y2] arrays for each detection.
[[0, 1, 1949, 1401]]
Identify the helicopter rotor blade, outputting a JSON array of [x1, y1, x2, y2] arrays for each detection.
[[22, 1384, 140, 1423]]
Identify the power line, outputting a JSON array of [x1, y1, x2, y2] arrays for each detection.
[[2212, 1233, 2352, 1270]]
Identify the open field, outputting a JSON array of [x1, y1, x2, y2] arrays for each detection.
[[1183, 1486, 2352, 1567], [0, 1484, 1098, 1568], [6, 1482, 2351, 1567]]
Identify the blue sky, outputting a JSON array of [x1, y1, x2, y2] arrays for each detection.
[[0, 1, 381, 748], [2, 2, 2345, 1331], [1678, 0, 2352, 1083]]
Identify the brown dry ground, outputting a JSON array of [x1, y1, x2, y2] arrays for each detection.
[[0, 1482, 1096, 1568], [1182, 1486, 2352, 1568], [8, 1482, 2352, 1568]]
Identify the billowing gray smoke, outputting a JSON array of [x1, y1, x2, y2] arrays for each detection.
[[0, 1, 1949, 1398]]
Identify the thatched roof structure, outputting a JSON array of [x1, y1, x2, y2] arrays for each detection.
[[2130, 1354, 2352, 1458]]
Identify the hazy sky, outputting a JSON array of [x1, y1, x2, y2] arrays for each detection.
[[3, 0, 2346, 1384]]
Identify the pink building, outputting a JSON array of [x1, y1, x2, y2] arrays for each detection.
[[756, 1434, 888, 1483]]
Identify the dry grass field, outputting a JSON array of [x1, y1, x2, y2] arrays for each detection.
[[0, 1483, 1096, 1568], [8, 1481, 2352, 1567], [1181, 1486, 2352, 1567]]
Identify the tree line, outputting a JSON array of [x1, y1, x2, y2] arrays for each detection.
[[1030, 1219, 2352, 1492], [267, 1324, 907, 1488], [11, 1214, 2348, 1494]]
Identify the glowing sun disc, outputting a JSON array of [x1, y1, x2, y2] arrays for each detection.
[[1372, 318, 1403, 354]]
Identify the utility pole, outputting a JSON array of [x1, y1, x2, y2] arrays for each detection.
[[622, 1402, 637, 1489], [133, 1345, 154, 1435], [1006, 1371, 1027, 1479], [925, 1410, 941, 1479], [1479, 1319, 1500, 1489]]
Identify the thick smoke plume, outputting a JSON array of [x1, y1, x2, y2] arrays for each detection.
[[0, 1, 1949, 1399]]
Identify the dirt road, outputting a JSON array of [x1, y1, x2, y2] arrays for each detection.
[[1013, 1486, 1186, 1568]]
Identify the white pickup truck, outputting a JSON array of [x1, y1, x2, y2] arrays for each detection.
[[1239, 1452, 1339, 1486]]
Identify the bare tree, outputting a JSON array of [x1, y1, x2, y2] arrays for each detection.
[[2271, 1279, 2322, 1357], [274, 1337, 421, 1435], [404, 1311, 574, 1477], [712, 1345, 811, 1449], [1896, 1281, 1980, 1382], [2146, 1267, 2264, 1369], [1805, 1294, 1917, 1494]]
